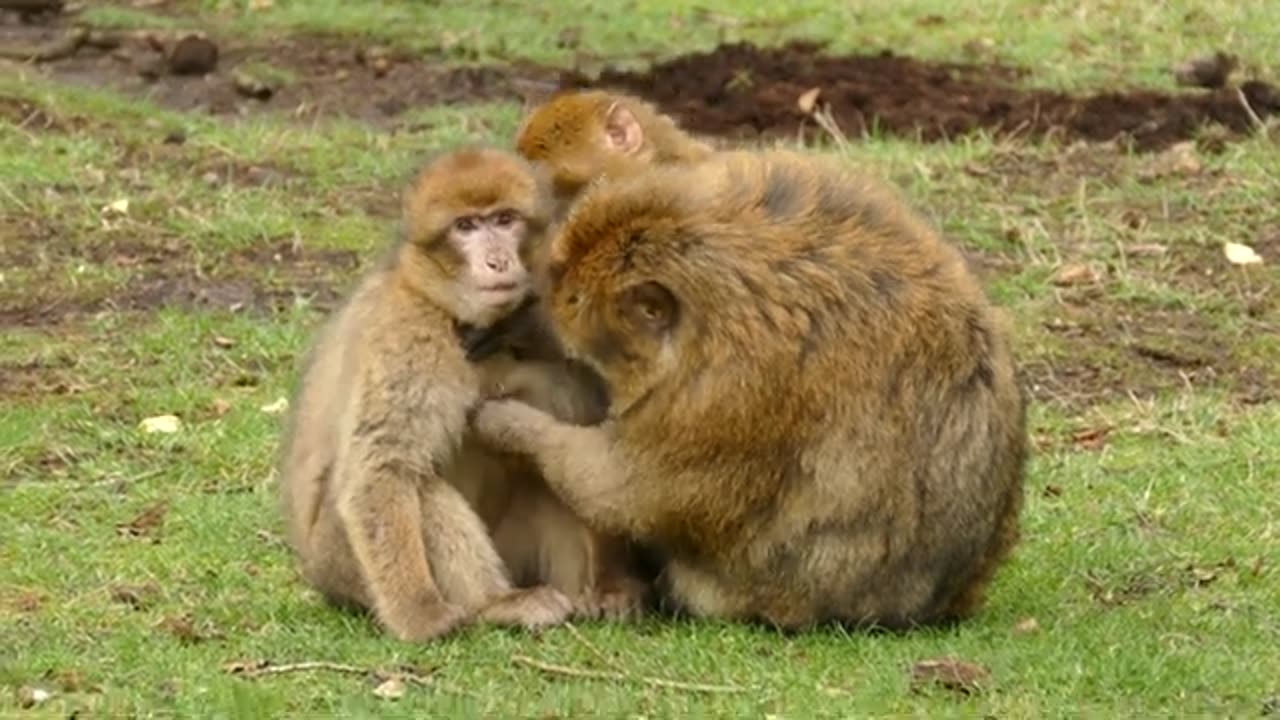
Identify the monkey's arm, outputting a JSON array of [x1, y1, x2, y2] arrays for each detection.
[[471, 398, 637, 536], [334, 371, 492, 640], [480, 358, 608, 426]]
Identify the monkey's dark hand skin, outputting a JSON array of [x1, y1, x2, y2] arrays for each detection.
[[471, 399, 551, 453], [487, 148, 1028, 632]]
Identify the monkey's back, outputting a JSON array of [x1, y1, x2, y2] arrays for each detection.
[[277, 270, 386, 559], [563, 150, 1027, 625]]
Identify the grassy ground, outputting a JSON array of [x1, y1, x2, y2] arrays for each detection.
[[3, 0, 1279, 717]]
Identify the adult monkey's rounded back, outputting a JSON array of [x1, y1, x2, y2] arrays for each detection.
[[472, 149, 1028, 629]]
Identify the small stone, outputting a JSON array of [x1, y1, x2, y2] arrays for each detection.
[[168, 34, 218, 76]]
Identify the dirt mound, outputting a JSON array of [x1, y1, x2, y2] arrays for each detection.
[[562, 41, 1280, 151]]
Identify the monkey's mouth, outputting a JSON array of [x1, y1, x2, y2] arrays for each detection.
[[479, 282, 519, 294]]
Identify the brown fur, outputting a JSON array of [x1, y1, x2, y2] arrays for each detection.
[[514, 90, 715, 213], [278, 148, 648, 642], [472, 149, 1027, 631]]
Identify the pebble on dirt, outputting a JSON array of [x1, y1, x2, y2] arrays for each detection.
[[168, 34, 219, 76]]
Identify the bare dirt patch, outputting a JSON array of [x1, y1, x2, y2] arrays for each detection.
[[6, 11, 1278, 151], [2, 14, 541, 124], [1024, 302, 1277, 410], [561, 41, 1279, 151], [0, 220, 356, 329]]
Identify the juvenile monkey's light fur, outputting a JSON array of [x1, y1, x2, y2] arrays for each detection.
[[278, 147, 648, 642]]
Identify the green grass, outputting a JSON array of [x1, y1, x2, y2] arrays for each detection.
[[3, 0, 1280, 716]]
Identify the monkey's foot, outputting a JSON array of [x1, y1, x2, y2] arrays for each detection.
[[477, 585, 573, 629], [574, 578, 651, 622], [381, 600, 470, 643]]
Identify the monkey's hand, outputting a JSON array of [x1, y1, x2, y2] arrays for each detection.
[[470, 398, 554, 455]]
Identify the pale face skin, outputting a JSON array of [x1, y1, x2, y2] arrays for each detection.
[[449, 209, 532, 327]]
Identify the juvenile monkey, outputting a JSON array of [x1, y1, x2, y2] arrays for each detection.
[[472, 150, 1027, 631], [278, 148, 646, 642], [514, 89, 715, 214]]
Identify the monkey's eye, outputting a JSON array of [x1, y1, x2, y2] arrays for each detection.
[[493, 210, 518, 227], [454, 216, 477, 233]]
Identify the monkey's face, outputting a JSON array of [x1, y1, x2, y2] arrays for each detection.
[[546, 262, 681, 416], [441, 209, 537, 328]]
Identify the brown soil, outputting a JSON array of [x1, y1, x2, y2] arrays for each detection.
[[1, 15, 541, 124], [562, 41, 1280, 151], [0, 217, 356, 329], [4, 14, 1276, 412], [5, 11, 1276, 150]]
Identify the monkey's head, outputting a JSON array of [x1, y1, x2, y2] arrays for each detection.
[[401, 147, 553, 328], [515, 90, 655, 211], [540, 172, 708, 416]]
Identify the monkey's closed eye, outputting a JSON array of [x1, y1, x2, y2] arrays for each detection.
[[622, 281, 677, 334], [494, 210, 518, 227], [455, 216, 478, 232]]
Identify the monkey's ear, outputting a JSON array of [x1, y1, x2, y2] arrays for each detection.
[[603, 102, 644, 155], [622, 281, 678, 334]]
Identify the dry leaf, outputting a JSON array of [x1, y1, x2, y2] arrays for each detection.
[[1224, 242, 1263, 266], [110, 583, 160, 610], [248, 0, 273, 8], [1140, 141, 1201, 178], [910, 658, 991, 695], [16, 686, 52, 709], [211, 398, 232, 416], [1052, 263, 1099, 287], [139, 414, 182, 434], [117, 500, 169, 538], [1071, 426, 1110, 451], [1190, 567, 1218, 587], [1125, 243, 1168, 257], [260, 397, 289, 414], [1013, 616, 1040, 634], [162, 613, 221, 644], [373, 677, 406, 700], [212, 336, 235, 348], [14, 591, 44, 612], [101, 198, 130, 217], [797, 87, 822, 114]]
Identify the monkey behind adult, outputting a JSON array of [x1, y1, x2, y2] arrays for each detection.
[[472, 149, 1028, 631], [515, 89, 715, 214], [278, 147, 646, 642]]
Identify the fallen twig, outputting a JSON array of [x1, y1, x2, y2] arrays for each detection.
[[225, 660, 377, 680], [563, 622, 626, 673], [223, 659, 474, 697], [511, 654, 745, 694], [1235, 87, 1268, 133]]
